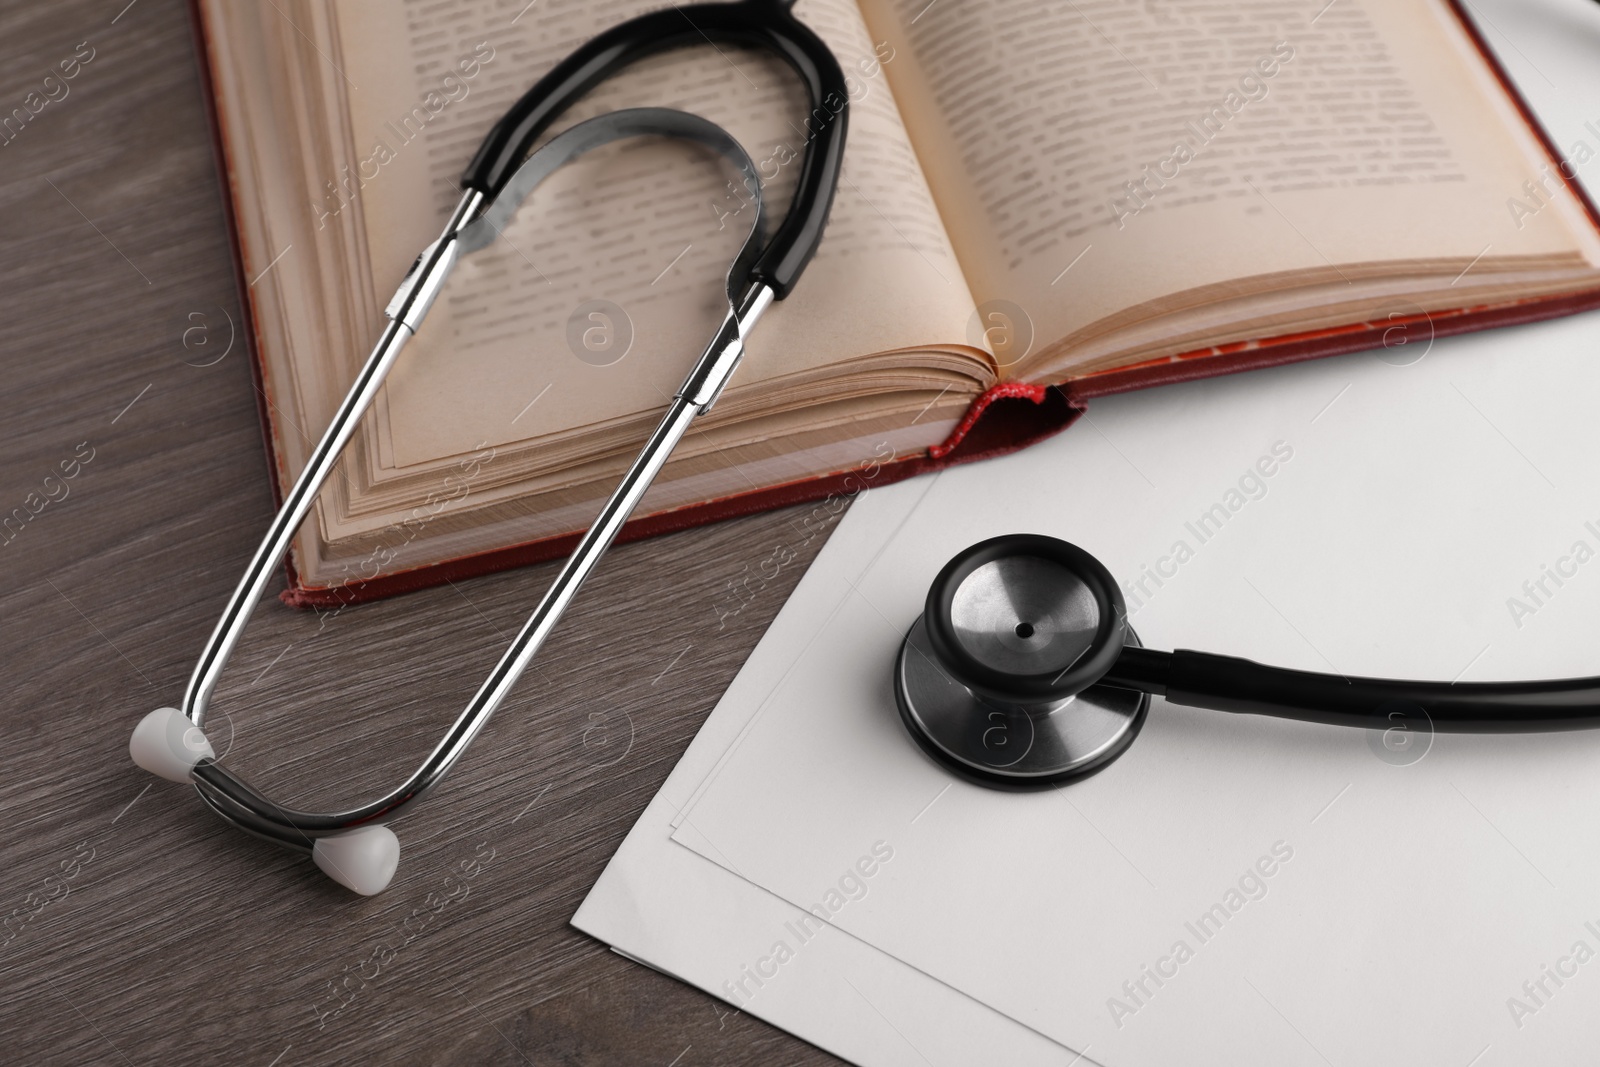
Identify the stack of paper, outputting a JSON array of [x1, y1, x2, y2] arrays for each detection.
[[574, 473, 1081, 1065]]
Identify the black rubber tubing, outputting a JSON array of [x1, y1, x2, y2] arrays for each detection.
[[1103, 646, 1600, 732], [459, 0, 846, 300]]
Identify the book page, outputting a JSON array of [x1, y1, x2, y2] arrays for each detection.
[[334, 0, 980, 468], [858, 0, 1600, 375]]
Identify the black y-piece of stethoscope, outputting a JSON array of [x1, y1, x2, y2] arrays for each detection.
[[130, 0, 847, 894], [896, 534, 1600, 789]]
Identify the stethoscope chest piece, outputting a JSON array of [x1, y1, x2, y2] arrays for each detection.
[[894, 534, 1148, 789]]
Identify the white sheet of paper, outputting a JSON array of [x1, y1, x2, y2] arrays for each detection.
[[670, 303, 1600, 1067], [572, 479, 1085, 1067]]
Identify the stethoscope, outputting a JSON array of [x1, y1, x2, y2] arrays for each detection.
[[896, 534, 1600, 789], [129, 0, 847, 895]]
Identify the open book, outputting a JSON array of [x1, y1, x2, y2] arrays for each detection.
[[194, 0, 1600, 607]]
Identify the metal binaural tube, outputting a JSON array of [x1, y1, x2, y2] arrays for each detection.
[[193, 283, 776, 839], [183, 189, 485, 731]]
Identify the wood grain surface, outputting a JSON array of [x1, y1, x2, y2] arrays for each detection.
[[0, 2, 848, 1063]]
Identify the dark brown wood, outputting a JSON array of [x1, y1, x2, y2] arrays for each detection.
[[0, 2, 847, 1062]]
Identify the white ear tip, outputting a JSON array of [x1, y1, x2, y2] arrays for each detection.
[[313, 826, 400, 896], [130, 707, 214, 783]]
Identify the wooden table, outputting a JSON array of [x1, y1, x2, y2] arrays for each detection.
[[0, 2, 846, 1062]]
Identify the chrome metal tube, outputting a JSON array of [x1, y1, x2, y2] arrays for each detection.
[[183, 189, 484, 729], [192, 283, 775, 837]]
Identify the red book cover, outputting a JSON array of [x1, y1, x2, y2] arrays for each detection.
[[188, 0, 1600, 610]]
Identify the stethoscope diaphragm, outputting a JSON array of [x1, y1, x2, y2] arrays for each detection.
[[894, 534, 1149, 788]]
